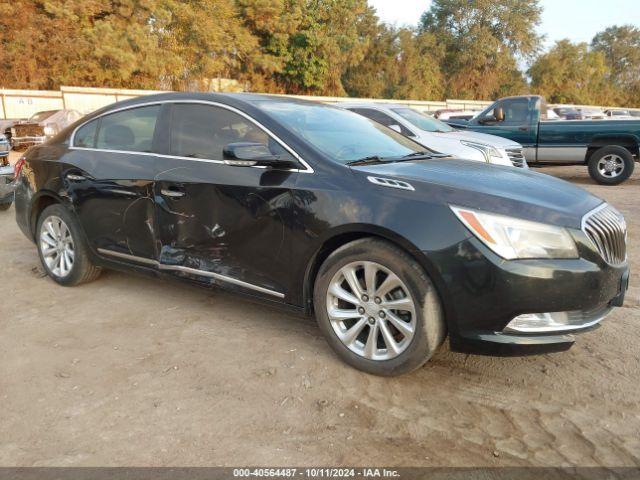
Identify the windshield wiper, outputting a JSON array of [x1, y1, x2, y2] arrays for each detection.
[[345, 156, 387, 166], [401, 150, 433, 158]]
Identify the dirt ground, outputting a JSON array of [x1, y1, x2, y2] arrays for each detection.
[[1, 151, 639, 467]]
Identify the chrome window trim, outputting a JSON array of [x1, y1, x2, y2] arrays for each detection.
[[97, 248, 285, 298], [69, 99, 314, 173]]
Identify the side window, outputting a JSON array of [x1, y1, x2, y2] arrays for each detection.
[[499, 99, 530, 125], [350, 108, 414, 136], [95, 105, 160, 152], [170, 103, 295, 161], [74, 120, 98, 148]]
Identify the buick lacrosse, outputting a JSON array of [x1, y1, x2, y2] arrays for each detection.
[[9, 93, 629, 375]]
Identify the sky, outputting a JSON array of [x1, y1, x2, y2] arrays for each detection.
[[367, 0, 640, 49]]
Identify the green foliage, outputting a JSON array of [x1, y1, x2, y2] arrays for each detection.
[[592, 25, 640, 107], [529, 40, 616, 105], [0, 0, 638, 107], [419, 0, 540, 100]]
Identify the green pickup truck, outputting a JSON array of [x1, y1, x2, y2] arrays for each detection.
[[447, 95, 639, 185]]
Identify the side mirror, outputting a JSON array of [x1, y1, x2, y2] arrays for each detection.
[[388, 124, 402, 133], [223, 142, 291, 168], [494, 107, 505, 122], [477, 116, 496, 125]]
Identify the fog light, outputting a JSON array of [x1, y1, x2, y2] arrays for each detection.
[[504, 306, 612, 333]]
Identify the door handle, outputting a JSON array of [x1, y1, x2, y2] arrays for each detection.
[[65, 173, 87, 181], [518, 127, 529, 132], [161, 188, 186, 198]]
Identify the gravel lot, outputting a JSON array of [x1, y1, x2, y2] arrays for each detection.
[[1, 151, 639, 467]]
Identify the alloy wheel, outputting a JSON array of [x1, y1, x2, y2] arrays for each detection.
[[40, 216, 75, 278], [326, 261, 416, 361], [597, 154, 625, 178]]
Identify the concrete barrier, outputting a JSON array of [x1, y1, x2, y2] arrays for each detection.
[[1, 85, 636, 120]]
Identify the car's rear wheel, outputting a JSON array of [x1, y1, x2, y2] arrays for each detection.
[[0, 203, 11, 211], [588, 146, 635, 185], [313, 238, 446, 376], [36, 204, 102, 286]]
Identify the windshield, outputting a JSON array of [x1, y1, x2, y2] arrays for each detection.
[[28, 110, 58, 123], [391, 108, 454, 133], [255, 102, 425, 163]]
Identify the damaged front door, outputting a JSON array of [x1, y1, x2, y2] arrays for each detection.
[[153, 103, 299, 300]]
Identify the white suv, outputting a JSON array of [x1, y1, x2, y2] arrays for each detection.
[[338, 102, 527, 168]]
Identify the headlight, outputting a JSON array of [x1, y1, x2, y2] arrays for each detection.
[[451, 206, 578, 259], [460, 141, 501, 162]]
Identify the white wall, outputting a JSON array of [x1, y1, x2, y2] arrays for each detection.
[[2, 86, 635, 119]]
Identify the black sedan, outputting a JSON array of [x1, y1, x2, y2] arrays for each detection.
[[9, 93, 629, 376]]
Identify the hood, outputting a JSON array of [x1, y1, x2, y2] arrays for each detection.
[[353, 159, 601, 229], [439, 129, 522, 148]]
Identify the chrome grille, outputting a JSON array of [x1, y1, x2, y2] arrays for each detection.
[[582, 205, 627, 265], [506, 147, 527, 168]]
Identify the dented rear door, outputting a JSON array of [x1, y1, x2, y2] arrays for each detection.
[[69, 104, 163, 262]]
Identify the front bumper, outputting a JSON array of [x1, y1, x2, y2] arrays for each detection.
[[429, 231, 629, 356], [11, 136, 46, 148]]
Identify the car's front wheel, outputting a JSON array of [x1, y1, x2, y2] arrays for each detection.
[[313, 238, 446, 376], [36, 204, 102, 286]]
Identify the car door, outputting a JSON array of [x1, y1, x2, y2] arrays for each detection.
[[67, 104, 162, 261], [152, 102, 301, 300], [467, 97, 536, 146]]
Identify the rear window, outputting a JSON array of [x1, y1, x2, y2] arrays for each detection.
[[95, 106, 160, 152]]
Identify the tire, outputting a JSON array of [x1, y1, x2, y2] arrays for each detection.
[[36, 204, 102, 286], [588, 146, 635, 185], [313, 238, 446, 376], [0, 203, 11, 211]]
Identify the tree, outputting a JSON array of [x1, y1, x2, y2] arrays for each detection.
[[341, 11, 395, 98], [390, 30, 444, 100], [592, 25, 640, 106], [419, 0, 540, 99], [273, 0, 377, 96], [528, 40, 616, 105]]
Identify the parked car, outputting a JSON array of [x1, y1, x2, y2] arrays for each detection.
[[0, 165, 15, 210], [8, 109, 83, 149], [8, 93, 629, 376], [629, 110, 640, 118], [0, 133, 13, 211], [0, 133, 10, 164], [338, 102, 527, 168], [604, 109, 634, 119], [552, 107, 583, 120], [576, 107, 606, 120], [447, 95, 639, 185]]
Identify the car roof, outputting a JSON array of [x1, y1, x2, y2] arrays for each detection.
[[80, 91, 344, 123], [335, 102, 409, 110]]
